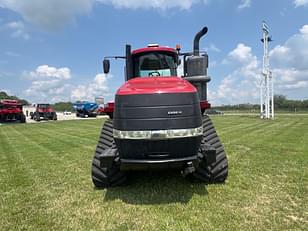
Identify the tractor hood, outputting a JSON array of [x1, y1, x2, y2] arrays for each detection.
[[114, 76, 202, 131], [116, 77, 197, 96]]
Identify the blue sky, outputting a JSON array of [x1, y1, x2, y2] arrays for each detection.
[[0, 0, 308, 105]]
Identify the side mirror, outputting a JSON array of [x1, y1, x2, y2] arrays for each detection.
[[103, 59, 110, 74]]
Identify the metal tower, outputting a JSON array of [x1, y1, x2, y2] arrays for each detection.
[[260, 21, 274, 119]]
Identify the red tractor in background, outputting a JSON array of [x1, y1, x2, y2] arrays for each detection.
[[0, 99, 26, 123], [30, 104, 57, 122], [92, 27, 228, 188], [97, 102, 114, 118]]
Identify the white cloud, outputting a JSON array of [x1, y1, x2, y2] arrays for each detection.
[[270, 25, 308, 96], [71, 73, 111, 102], [270, 24, 308, 72], [5, 51, 21, 57], [97, 0, 205, 10], [206, 43, 221, 53], [209, 60, 217, 68], [294, 0, 308, 7], [0, 0, 209, 30], [28, 65, 71, 80], [210, 43, 260, 105], [211, 24, 308, 105], [0, 0, 92, 31], [228, 43, 254, 63], [5, 21, 30, 39], [272, 68, 308, 90], [299, 24, 308, 35], [238, 0, 251, 10], [22, 64, 112, 103], [24, 65, 72, 103], [222, 43, 254, 65], [0, 70, 13, 76]]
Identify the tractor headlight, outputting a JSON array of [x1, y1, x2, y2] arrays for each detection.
[[113, 126, 203, 140]]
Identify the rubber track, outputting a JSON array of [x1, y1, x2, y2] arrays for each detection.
[[91, 119, 126, 188], [191, 115, 228, 183]]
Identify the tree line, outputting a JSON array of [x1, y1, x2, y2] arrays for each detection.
[[52, 102, 73, 112], [214, 95, 308, 111]]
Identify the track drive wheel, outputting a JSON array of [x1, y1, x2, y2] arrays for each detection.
[[189, 115, 228, 183], [107, 112, 113, 119], [20, 113, 26, 123], [53, 113, 57, 121], [35, 112, 40, 121], [91, 119, 126, 188]]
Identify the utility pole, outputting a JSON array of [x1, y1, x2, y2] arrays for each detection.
[[260, 21, 274, 119]]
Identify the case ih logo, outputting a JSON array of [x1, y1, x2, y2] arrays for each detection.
[[167, 110, 183, 115]]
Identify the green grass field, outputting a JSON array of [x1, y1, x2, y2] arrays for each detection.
[[0, 116, 307, 230]]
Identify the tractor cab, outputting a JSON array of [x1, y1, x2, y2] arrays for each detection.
[[131, 45, 178, 78], [36, 104, 52, 112]]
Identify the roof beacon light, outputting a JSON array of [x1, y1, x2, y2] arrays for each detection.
[[147, 43, 159, 47]]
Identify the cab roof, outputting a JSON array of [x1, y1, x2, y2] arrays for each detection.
[[132, 46, 177, 55]]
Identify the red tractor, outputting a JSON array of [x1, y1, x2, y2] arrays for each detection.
[[30, 104, 57, 121], [97, 102, 114, 118], [92, 27, 228, 187], [0, 99, 26, 123]]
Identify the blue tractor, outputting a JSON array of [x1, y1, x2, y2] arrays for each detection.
[[73, 102, 98, 118]]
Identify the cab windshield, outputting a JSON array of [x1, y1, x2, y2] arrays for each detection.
[[133, 52, 177, 77]]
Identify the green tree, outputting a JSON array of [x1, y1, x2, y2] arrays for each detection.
[[52, 102, 73, 112], [0, 91, 29, 105]]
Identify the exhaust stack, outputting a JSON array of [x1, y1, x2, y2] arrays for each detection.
[[193, 27, 208, 56], [184, 27, 211, 102]]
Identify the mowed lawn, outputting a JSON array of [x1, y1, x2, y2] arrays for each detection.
[[0, 115, 307, 230]]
